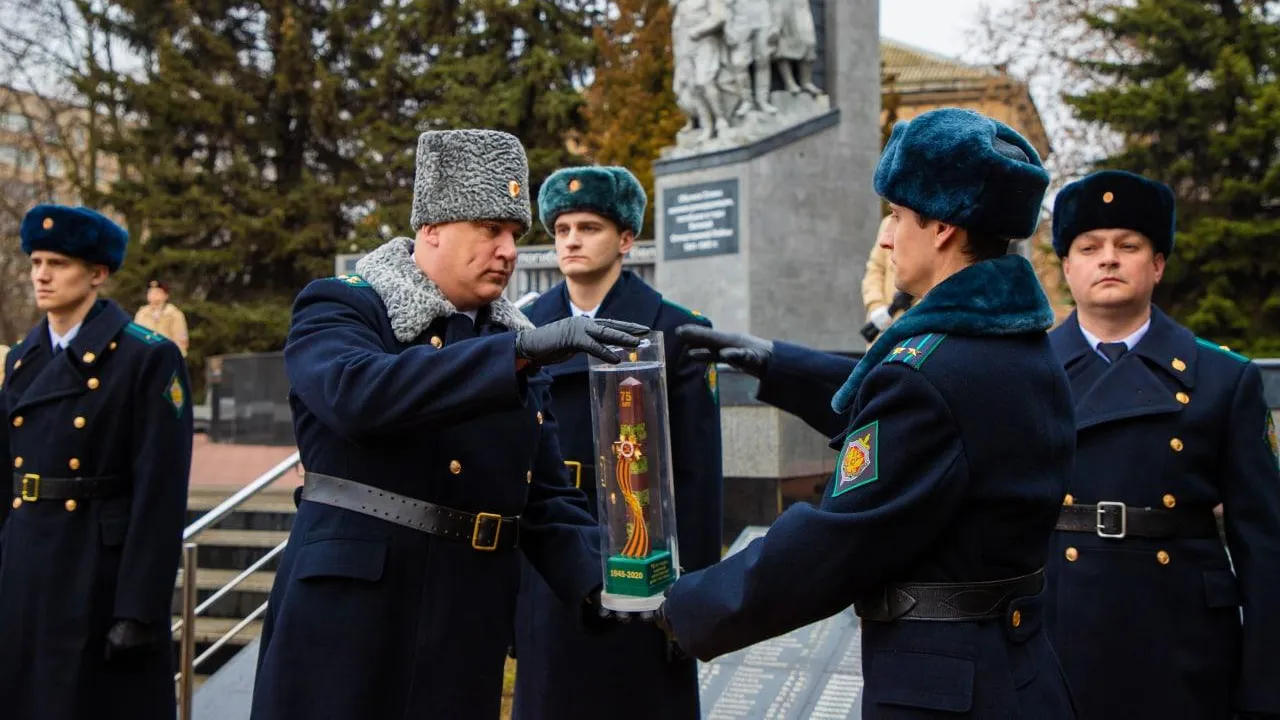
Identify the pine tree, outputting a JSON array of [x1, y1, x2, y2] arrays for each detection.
[[581, 0, 684, 238], [90, 0, 471, 391], [1067, 0, 1280, 354]]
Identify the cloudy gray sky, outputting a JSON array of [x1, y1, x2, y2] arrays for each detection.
[[880, 0, 1017, 59]]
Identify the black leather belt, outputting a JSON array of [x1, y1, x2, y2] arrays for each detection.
[[855, 569, 1044, 622], [301, 472, 519, 551], [1056, 502, 1218, 539], [12, 472, 128, 502]]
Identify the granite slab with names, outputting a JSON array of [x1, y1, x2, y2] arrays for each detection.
[[697, 526, 864, 719]]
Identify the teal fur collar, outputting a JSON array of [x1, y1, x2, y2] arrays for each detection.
[[831, 254, 1054, 413]]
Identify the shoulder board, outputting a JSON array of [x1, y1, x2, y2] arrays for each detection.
[[123, 322, 164, 346], [882, 333, 947, 371], [334, 274, 371, 288], [1195, 337, 1249, 363], [662, 298, 711, 325]]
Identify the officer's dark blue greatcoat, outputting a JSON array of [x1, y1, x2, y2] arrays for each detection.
[[250, 238, 603, 720], [513, 270, 723, 720], [1046, 307, 1280, 719], [663, 255, 1078, 718], [0, 299, 193, 720]]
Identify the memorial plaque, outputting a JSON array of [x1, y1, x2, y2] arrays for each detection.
[[699, 527, 865, 718], [662, 179, 740, 260]]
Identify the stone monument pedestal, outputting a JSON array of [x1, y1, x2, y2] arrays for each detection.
[[655, 0, 880, 494]]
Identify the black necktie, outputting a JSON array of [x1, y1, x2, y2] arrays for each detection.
[[1097, 342, 1128, 363]]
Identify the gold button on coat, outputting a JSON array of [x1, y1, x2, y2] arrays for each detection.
[[12, 416, 22, 427], [1063, 494, 1074, 506], [74, 417, 86, 429], [536, 411, 544, 425], [1011, 610, 1022, 628], [82, 352, 96, 364], [13, 359, 20, 369], [1162, 494, 1177, 508], [11, 498, 21, 509], [1170, 438, 1184, 452], [13, 457, 22, 468], [1172, 358, 1186, 372], [1176, 392, 1190, 405], [109, 342, 117, 351], [430, 336, 443, 348], [449, 460, 462, 475], [1156, 550, 1171, 565], [87, 377, 100, 390], [526, 471, 532, 484], [1065, 547, 1079, 562], [65, 499, 77, 512], [69, 458, 81, 471]]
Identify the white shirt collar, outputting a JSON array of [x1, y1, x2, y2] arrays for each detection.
[[569, 300, 600, 319], [1080, 316, 1152, 362], [460, 309, 478, 322], [49, 322, 83, 351]]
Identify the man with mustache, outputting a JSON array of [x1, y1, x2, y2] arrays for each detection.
[[1044, 169, 1280, 720], [511, 165, 723, 720], [656, 108, 1077, 717], [249, 130, 649, 720]]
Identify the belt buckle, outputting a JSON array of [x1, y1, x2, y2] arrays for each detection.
[[472, 512, 503, 551], [563, 461, 582, 489], [20, 474, 40, 502], [1096, 501, 1126, 539]]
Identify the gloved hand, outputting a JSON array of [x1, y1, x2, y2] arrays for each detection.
[[105, 618, 155, 662], [653, 601, 691, 663], [676, 325, 774, 378], [516, 317, 649, 367], [869, 306, 893, 331]]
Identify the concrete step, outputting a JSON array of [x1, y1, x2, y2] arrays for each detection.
[[190, 529, 290, 548], [176, 567, 275, 594], [187, 486, 299, 515], [173, 615, 265, 645]]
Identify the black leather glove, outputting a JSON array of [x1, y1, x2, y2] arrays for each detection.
[[516, 317, 649, 367], [653, 601, 691, 663], [676, 324, 774, 378], [581, 587, 616, 636], [105, 618, 155, 662]]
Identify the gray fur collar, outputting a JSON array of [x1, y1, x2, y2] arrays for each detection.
[[355, 237, 533, 343]]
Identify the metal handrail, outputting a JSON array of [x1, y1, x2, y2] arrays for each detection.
[[174, 452, 300, 715], [171, 539, 288, 634], [184, 450, 301, 541]]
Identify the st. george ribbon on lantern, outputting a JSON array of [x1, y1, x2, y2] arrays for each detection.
[[587, 332, 682, 612]]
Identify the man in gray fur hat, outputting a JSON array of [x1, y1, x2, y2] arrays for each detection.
[[250, 129, 647, 720]]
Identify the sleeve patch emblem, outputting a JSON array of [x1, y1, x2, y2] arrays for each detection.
[[165, 372, 187, 416], [706, 363, 718, 401], [1267, 412, 1278, 466], [833, 420, 879, 497]]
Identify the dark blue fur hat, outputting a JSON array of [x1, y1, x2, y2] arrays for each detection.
[[1052, 170, 1176, 257], [20, 204, 128, 271], [875, 108, 1049, 239], [538, 166, 647, 236]]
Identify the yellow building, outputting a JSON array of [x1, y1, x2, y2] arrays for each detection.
[[880, 40, 1072, 325]]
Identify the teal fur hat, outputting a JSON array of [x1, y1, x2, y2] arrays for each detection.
[[875, 108, 1050, 240], [538, 166, 647, 236], [1052, 170, 1176, 257], [20, 204, 128, 271]]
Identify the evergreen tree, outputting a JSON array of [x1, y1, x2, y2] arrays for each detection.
[[422, 0, 602, 244], [581, 0, 684, 238], [1067, 0, 1280, 354]]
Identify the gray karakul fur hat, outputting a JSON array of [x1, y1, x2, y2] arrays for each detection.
[[410, 129, 532, 235]]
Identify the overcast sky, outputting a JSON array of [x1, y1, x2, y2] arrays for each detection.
[[879, 0, 1017, 59]]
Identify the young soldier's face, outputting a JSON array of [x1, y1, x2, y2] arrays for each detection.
[[29, 250, 107, 313], [147, 286, 169, 305], [1061, 229, 1165, 312], [553, 212, 634, 281], [417, 220, 521, 310], [884, 204, 933, 296]]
